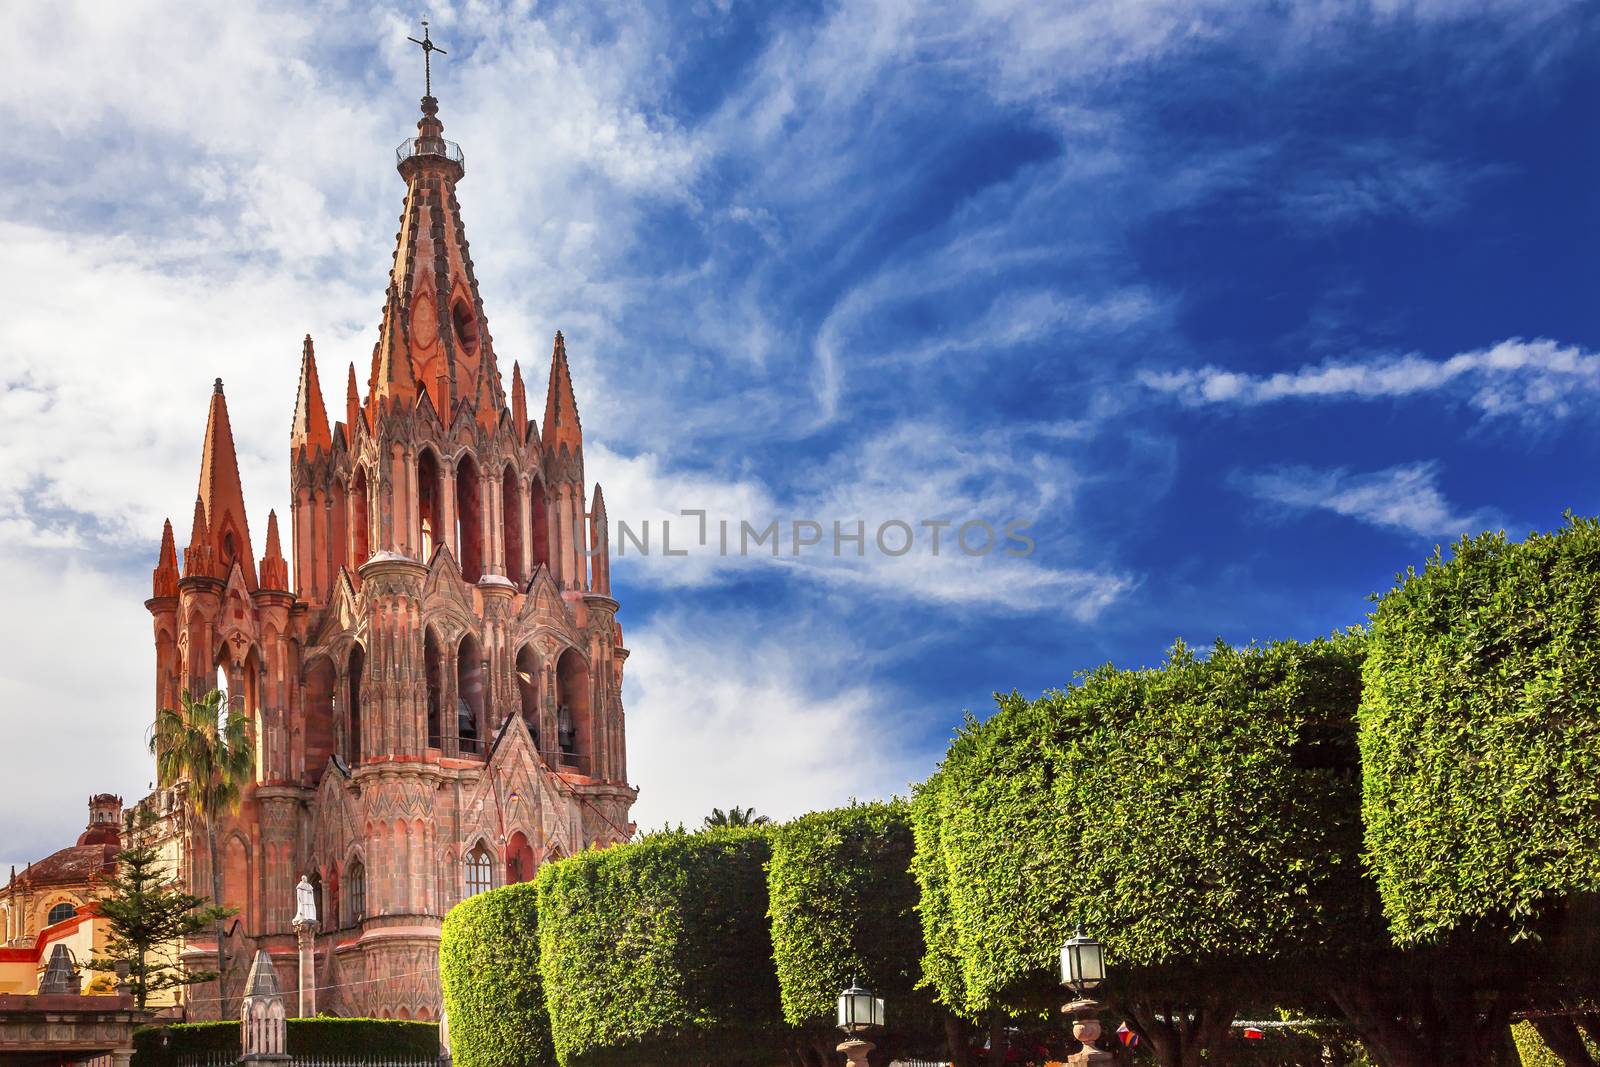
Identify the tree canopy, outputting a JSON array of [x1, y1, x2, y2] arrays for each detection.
[[534, 828, 784, 1067]]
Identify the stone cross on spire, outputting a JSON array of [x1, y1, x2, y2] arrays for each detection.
[[407, 19, 447, 98]]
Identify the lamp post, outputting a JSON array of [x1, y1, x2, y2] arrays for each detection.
[[836, 980, 885, 1067], [1060, 930, 1111, 1066]]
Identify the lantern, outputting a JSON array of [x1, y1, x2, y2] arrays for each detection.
[[837, 980, 886, 1034], [1060, 931, 1106, 993]]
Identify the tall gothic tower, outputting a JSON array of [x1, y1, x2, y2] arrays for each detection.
[[142, 86, 635, 1021]]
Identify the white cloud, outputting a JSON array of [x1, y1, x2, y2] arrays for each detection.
[[1231, 461, 1500, 538], [0, 548, 154, 873], [622, 612, 936, 831], [1142, 338, 1600, 423], [589, 422, 1134, 617]]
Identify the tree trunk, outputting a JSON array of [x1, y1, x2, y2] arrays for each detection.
[[1119, 999, 1235, 1067], [945, 1012, 977, 1067], [208, 822, 227, 1019], [1329, 978, 1518, 1067], [987, 1011, 1007, 1067], [1531, 1017, 1600, 1067]]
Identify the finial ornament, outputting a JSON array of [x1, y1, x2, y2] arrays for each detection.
[[407, 19, 448, 98]]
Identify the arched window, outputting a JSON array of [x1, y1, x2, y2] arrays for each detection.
[[351, 467, 371, 569], [304, 656, 336, 784], [347, 645, 365, 764], [346, 859, 365, 924], [418, 449, 442, 561], [502, 465, 523, 585], [464, 845, 493, 897], [457, 634, 484, 756], [529, 477, 550, 574], [455, 454, 483, 583], [515, 644, 539, 747], [452, 299, 479, 355], [425, 628, 444, 749], [506, 832, 535, 885], [47, 902, 76, 925], [555, 648, 591, 774]]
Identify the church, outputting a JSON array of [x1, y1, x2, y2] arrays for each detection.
[[136, 74, 636, 1020]]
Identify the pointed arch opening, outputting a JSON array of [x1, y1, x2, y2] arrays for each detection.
[[425, 628, 444, 750], [502, 465, 524, 584], [451, 298, 479, 356], [555, 648, 592, 775], [351, 466, 371, 569], [506, 831, 535, 885], [456, 633, 484, 757], [347, 644, 365, 765], [345, 856, 365, 925], [529, 477, 550, 575], [304, 656, 336, 784], [464, 842, 493, 897], [455, 454, 483, 582], [418, 448, 443, 561], [515, 644, 540, 748]]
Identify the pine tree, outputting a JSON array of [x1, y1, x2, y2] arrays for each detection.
[[86, 808, 231, 1011]]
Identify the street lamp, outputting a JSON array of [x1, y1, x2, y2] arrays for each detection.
[[836, 980, 885, 1067], [1060, 930, 1105, 994], [1060, 930, 1111, 1066]]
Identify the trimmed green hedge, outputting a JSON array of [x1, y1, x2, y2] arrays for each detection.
[[535, 828, 784, 1067], [909, 768, 970, 1018], [767, 801, 944, 1056], [1361, 520, 1600, 944], [926, 637, 1367, 1015], [441, 881, 556, 1067], [132, 1018, 438, 1066]]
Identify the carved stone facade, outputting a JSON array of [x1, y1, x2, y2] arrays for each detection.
[[139, 90, 635, 1021]]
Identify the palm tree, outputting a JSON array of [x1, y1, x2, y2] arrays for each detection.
[[703, 805, 770, 829], [150, 687, 254, 1014]]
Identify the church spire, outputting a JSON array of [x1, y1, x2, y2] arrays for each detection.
[[542, 332, 583, 454], [260, 510, 289, 591], [196, 379, 257, 589], [367, 71, 507, 431], [152, 519, 179, 598], [511, 361, 528, 437], [292, 335, 333, 457], [183, 496, 216, 579], [346, 362, 364, 443]]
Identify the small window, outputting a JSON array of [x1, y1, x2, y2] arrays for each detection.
[[452, 299, 479, 354], [346, 860, 365, 924], [465, 846, 493, 897], [47, 902, 76, 925]]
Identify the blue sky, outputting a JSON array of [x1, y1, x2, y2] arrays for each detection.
[[1, 0, 1597, 864]]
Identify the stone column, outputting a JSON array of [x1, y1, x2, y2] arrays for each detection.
[[294, 920, 318, 1017]]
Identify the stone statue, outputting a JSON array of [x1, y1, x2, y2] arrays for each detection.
[[292, 875, 317, 927]]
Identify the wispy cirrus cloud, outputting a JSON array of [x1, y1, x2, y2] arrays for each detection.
[[1142, 338, 1600, 422], [1231, 462, 1501, 538]]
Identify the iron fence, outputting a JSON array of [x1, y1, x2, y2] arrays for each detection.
[[171, 1057, 441, 1067]]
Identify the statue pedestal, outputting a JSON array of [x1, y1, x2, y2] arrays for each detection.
[[837, 1037, 874, 1067], [293, 920, 318, 1018], [1062, 998, 1113, 1066]]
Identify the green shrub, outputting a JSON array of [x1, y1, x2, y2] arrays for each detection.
[[535, 829, 784, 1067], [908, 768, 970, 1017], [132, 1018, 438, 1066], [926, 639, 1367, 1029], [441, 881, 555, 1067], [1361, 520, 1600, 944], [767, 801, 944, 1057]]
